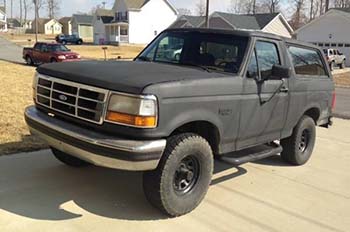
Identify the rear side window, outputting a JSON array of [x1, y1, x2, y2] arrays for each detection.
[[288, 46, 327, 76]]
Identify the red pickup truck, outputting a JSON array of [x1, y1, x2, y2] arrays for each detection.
[[23, 42, 81, 65]]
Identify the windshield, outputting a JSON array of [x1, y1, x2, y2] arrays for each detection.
[[48, 44, 70, 52], [137, 31, 249, 74]]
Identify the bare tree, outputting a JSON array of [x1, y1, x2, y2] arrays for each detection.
[[178, 8, 192, 16], [195, 0, 206, 16], [289, 0, 308, 29], [46, 0, 60, 18], [241, 0, 258, 14], [33, 0, 45, 18], [227, 0, 244, 13], [23, 0, 31, 24], [260, 0, 280, 13], [334, 0, 350, 8], [20, 0, 23, 25]]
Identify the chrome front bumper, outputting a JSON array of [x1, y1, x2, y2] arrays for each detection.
[[24, 106, 166, 171]]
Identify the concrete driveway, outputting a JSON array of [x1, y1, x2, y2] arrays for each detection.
[[335, 87, 350, 119], [0, 36, 24, 63], [0, 119, 349, 232]]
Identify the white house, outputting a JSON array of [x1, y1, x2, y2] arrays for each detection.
[[296, 8, 350, 66], [101, 0, 178, 44], [0, 6, 7, 32], [170, 12, 294, 38], [33, 18, 62, 35], [93, 9, 114, 44]]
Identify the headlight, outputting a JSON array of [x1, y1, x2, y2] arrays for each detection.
[[105, 93, 158, 128], [58, 55, 66, 60]]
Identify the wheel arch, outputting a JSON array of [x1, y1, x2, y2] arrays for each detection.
[[303, 107, 320, 124], [170, 120, 221, 155]]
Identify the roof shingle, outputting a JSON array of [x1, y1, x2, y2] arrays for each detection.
[[72, 14, 93, 25]]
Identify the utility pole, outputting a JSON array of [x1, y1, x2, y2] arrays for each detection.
[[10, 0, 12, 18], [34, 0, 38, 42], [205, 0, 209, 28]]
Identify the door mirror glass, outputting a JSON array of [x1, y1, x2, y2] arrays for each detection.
[[271, 65, 291, 79]]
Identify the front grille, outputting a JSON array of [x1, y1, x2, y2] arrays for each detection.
[[35, 75, 109, 124]]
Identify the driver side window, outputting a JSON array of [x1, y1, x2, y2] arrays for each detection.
[[247, 41, 280, 79]]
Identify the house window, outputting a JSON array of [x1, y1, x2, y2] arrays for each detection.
[[325, 43, 330, 47], [345, 44, 350, 47], [120, 28, 128, 35], [318, 43, 324, 47], [331, 43, 336, 47], [338, 43, 344, 47]]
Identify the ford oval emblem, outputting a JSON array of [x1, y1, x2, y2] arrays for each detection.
[[59, 94, 68, 101]]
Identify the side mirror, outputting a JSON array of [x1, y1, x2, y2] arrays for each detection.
[[271, 65, 291, 79]]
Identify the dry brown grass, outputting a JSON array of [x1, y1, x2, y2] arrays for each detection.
[[0, 33, 56, 46], [334, 71, 350, 87], [0, 32, 145, 60], [0, 61, 47, 155]]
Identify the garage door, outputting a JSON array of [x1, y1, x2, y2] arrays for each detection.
[[79, 25, 93, 39], [339, 47, 350, 66]]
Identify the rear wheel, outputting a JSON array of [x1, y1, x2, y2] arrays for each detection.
[[77, 40, 83, 45], [143, 133, 213, 217], [26, 56, 33, 65], [50, 58, 57, 63], [280, 116, 316, 165], [62, 40, 67, 45], [340, 60, 346, 69], [51, 148, 91, 167]]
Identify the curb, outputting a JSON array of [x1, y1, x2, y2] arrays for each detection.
[[333, 113, 350, 120]]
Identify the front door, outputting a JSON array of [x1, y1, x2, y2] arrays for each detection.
[[237, 39, 289, 149]]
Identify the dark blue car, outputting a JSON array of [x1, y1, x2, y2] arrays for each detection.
[[55, 34, 83, 45]]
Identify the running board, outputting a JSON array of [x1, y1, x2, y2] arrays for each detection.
[[219, 144, 283, 166]]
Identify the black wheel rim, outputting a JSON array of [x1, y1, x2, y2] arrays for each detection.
[[173, 155, 200, 195], [299, 129, 309, 153]]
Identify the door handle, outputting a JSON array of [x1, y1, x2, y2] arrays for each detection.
[[280, 86, 289, 93]]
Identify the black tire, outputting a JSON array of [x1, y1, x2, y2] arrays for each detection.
[[143, 133, 213, 217], [77, 40, 83, 45], [340, 60, 346, 69], [51, 147, 91, 167], [62, 40, 67, 45], [50, 58, 57, 63], [280, 115, 316, 165], [26, 55, 33, 65]]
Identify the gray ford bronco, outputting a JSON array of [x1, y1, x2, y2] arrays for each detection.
[[25, 28, 335, 216]]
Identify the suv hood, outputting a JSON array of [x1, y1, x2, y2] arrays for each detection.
[[37, 61, 228, 94]]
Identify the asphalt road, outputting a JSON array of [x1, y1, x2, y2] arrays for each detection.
[[0, 118, 349, 232], [0, 36, 24, 63], [335, 87, 350, 118]]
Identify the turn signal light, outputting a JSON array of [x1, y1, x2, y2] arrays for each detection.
[[106, 111, 156, 128]]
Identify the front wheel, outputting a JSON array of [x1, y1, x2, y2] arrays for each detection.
[[280, 115, 316, 165], [143, 133, 213, 217], [51, 148, 91, 167]]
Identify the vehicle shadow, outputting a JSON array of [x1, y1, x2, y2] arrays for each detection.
[[0, 151, 246, 221]]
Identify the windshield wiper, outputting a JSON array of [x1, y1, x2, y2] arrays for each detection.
[[182, 63, 212, 73], [137, 56, 152, 62]]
